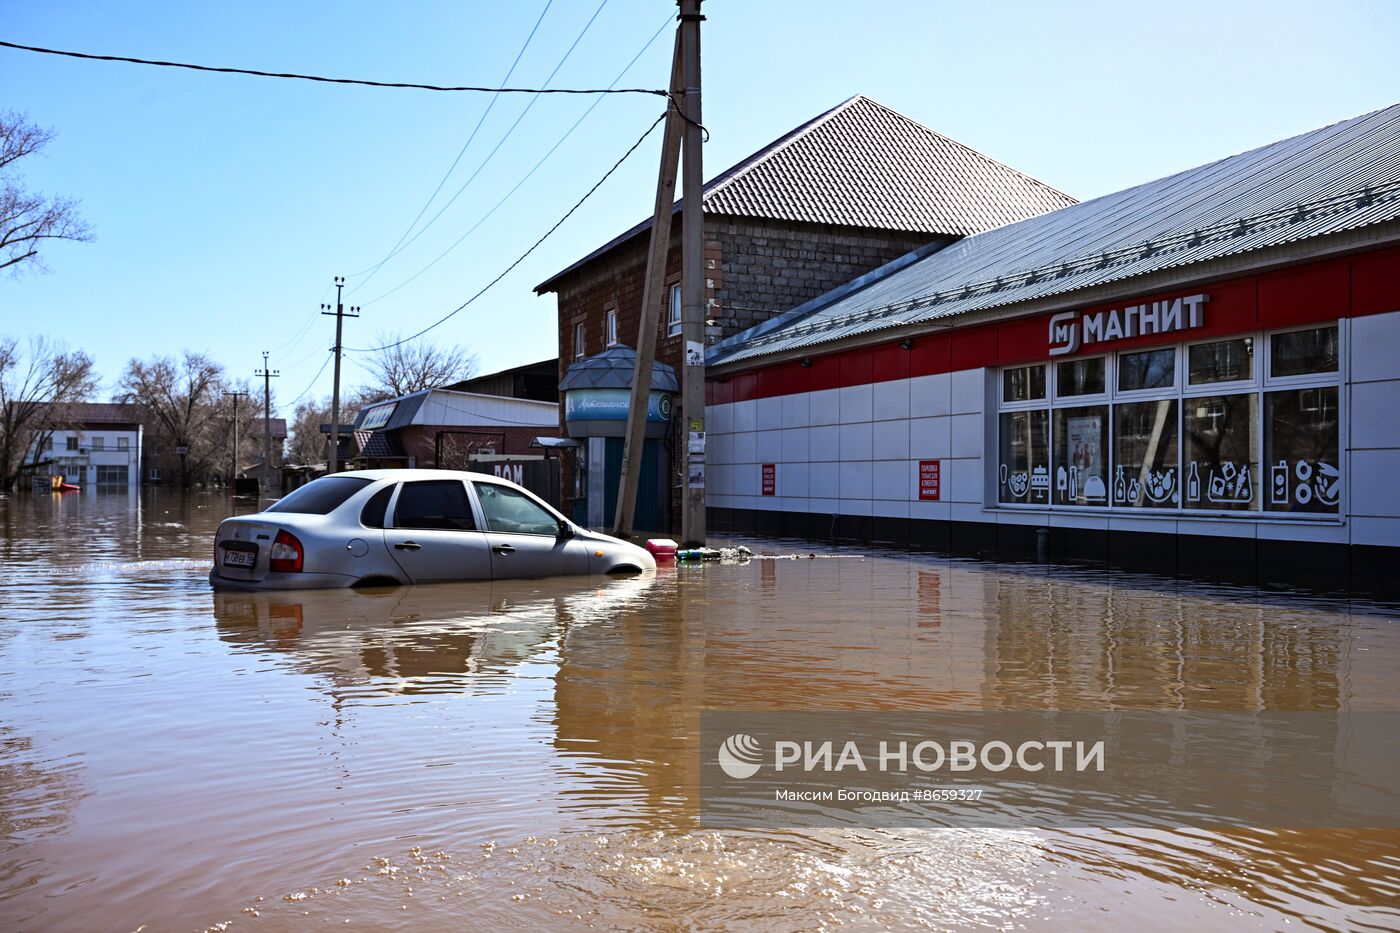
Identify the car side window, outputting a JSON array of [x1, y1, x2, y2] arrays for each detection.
[[360, 483, 396, 528], [472, 483, 559, 536], [394, 480, 477, 531]]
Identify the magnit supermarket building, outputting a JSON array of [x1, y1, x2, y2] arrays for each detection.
[[702, 103, 1400, 596]]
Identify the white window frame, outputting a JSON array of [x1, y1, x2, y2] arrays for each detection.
[[574, 321, 585, 360], [667, 282, 682, 337], [605, 307, 619, 347], [995, 322, 1345, 521]]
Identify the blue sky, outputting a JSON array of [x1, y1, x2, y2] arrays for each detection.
[[3, 0, 1398, 412]]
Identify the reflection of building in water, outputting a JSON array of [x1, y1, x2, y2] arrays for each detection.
[[976, 570, 1361, 711]]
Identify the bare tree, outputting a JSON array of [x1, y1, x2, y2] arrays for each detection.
[[361, 333, 477, 398], [286, 397, 331, 466], [118, 352, 227, 487], [1, 112, 92, 276], [0, 336, 97, 489]]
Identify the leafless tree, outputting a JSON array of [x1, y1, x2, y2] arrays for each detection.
[[0, 336, 97, 489], [285, 387, 384, 467], [360, 333, 477, 398], [1, 111, 92, 276], [118, 352, 228, 487]]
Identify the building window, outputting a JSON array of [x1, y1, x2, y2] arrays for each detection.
[[1055, 357, 1105, 397], [997, 322, 1340, 518], [1189, 337, 1253, 385], [42, 436, 53, 451], [95, 465, 128, 486], [66, 437, 78, 451], [667, 283, 682, 337], [1002, 364, 1045, 404], [574, 322, 585, 360], [117, 437, 130, 451], [90, 436, 104, 450], [1270, 325, 1338, 378], [605, 308, 619, 347]]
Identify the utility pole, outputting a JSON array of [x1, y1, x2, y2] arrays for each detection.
[[255, 351, 279, 491], [223, 389, 250, 485], [321, 277, 359, 474], [613, 32, 686, 537], [679, 0, 706, 546]]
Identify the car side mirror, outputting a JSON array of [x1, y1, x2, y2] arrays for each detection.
[[557, 520, 574, 539]]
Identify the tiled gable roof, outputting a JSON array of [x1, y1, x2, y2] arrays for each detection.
[[537, 96, 1074, 292]]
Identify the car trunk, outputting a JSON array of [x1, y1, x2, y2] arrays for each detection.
[[212, 517, 283, 583]]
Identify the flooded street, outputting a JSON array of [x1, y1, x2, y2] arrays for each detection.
[[1, 490, 1398, 932]]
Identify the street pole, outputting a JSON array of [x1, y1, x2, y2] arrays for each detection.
[[321, 277, 360, 474], [223, 389, 250, 485], [679, 0, 706, 546], [255, 351, 279, 491], [613, 31, 685, 537]]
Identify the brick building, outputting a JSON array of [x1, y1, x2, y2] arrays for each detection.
[[536, 95, 1075, 529]]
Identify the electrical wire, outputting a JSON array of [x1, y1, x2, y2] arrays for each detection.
[[345, 110, 667, 354], [284, 351, 333, 407], [0, 39, 666, 97], [357, 9, 670, 307], [347, 0, 556, 285]]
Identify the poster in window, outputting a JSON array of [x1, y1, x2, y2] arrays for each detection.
[[1061, 412, 1107, 504]]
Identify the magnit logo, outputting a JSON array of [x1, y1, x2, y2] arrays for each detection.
[[1048, 311, 1081, 356], [716, 733, 764, 779]]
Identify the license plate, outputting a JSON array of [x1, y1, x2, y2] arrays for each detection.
[[222, 548, 256, 568]]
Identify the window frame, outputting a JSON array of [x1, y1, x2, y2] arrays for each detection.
[[666, 282, 682, 338], [604, 306, 619, 347], [995, 321, 1345, 521], [574, 321, 585, 360], [471, 480, 566, 537]]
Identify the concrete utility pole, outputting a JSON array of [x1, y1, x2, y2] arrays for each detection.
[[223, 389, 250, 484], [255, 351, 279, 490], [679, 0, 706, 545], [613, 32, 686, 537], [321, 277, 359, 474]]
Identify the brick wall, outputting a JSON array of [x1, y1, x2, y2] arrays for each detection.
[[546, 215, 947, 529]]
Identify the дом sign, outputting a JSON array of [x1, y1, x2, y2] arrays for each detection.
[[1049, 293, 1208, 356]]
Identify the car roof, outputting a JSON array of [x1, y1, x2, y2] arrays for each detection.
[[331, 468, 508, 481]]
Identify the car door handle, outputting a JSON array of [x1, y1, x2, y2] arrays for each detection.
[[394, 541, 422, 551], [492, 544, 516, 555]]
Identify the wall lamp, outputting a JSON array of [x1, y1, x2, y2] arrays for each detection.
[[800, 358, 812, 368], [900, 339, 914, 350]]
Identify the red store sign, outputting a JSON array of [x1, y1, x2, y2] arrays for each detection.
[[761, 463, 776, 496], [918, 460, 941, 501]]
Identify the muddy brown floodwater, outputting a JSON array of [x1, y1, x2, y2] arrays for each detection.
[[0, 489, 1397, 931]]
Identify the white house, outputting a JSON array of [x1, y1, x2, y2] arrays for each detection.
[[30, 403, 144, 488]]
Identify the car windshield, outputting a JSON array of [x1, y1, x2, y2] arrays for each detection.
[[265, 476, 372, 514]]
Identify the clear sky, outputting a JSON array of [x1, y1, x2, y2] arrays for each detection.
[[3, 0, 1398, 413]]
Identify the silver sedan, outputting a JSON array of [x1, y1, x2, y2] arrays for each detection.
[[209, 469, 656, 590]]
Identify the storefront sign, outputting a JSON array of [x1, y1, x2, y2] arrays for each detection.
[[762, 463, 776, 496], [359, 401, 397, 430], [564, 389, 673, 423], [918, 460, 941, 501], [1048, 294, 1208, 356]]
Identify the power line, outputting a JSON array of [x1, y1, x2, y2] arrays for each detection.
[[345, 110, 667, 354], [347, 0, 557, 285], [349, 0, 612, 294], [357, 13, 672, 308], [0, 39, 667, 97], [285, 351, 333, 407]]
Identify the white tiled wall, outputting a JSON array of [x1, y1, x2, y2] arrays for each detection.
[[707, 309, 1400, 549]]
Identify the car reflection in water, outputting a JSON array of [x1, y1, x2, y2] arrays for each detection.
[[211, 573, 659, 700]]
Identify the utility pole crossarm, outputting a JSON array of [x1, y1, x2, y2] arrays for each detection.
[[321, 277, 360, 474]]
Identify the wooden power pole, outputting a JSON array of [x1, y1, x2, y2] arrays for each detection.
[[678, 0, 706, 546], [612, 31, 686, 536], [223, 389, 250, 484]]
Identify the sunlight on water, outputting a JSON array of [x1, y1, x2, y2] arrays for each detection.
[[0, 490, 1397, 931]]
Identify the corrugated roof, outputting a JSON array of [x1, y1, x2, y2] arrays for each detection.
[[710, 102, 1400, 367], [41, 402, 143, 425], [536, 95, 1074, 292]]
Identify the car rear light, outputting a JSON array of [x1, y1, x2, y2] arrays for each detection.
[[269, 529, 304, 573]]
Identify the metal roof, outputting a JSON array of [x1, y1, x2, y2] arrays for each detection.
[[710, 102, 1400, 367], [559, 345, 680, 392], [536, 95, 1074, 292]]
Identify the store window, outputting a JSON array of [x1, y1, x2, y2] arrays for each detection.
[[1056, 357, 1105, 397], [1184, 394, 1257, 510], [1270, 325, 1338, 378], [1264, 386, 1340, 513], [997, 410, 1049, 503], [1117, 348, 1175, 392], [997, 321, 1341, 519], [1002, 364, 1045, 403], [1189, 337, 1253, 384], [1052, 406, 1109, 505]]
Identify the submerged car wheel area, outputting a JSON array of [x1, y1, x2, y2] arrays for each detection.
[[209, 469, 655, 590]]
